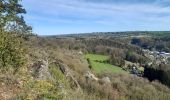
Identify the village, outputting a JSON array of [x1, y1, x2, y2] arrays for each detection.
[[143, 49, 170, 65]]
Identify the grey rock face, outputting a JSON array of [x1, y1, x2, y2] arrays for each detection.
[[53, 60, 81, 90], [30, 60, 52, 80]]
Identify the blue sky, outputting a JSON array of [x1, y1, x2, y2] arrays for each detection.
[[22, 0, 170, 35]]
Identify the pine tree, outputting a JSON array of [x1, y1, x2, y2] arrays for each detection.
[[0, 0, 31, 73]]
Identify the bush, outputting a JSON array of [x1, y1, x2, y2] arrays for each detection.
[[0, 30, 25, 73]]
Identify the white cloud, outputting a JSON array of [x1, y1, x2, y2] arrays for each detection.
[[23, 0, 170, 18]]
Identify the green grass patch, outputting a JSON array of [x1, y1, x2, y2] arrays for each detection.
[[85, 54, 126, 73], [85, 54, 109, 61], [90, 61, 125, 73]]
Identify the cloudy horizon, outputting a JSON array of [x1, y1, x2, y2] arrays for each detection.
[[22, 0, 170, 35]]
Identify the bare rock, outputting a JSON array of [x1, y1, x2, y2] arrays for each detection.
[[100, 77, 111, 84], [78, 51, 83, 55], [30, 60, 52, 80], [52, 60, 81, 90], [84, 71, 99, 81]]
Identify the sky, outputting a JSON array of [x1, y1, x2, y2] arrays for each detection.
[[22, 0, 170, 35]]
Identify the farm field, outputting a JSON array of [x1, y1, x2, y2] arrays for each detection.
[[85, 54, 126, 73]]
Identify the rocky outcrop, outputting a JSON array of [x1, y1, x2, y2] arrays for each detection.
[[100, 77, 111, 84], [52, 60, 81, 90], [84, 71, 99, 81], [83, 71, 111, 85], [30, 59, 81, 90], [30, 60, 52, 80]]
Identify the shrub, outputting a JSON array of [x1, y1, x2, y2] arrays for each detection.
[[0, 30, 25, 73]]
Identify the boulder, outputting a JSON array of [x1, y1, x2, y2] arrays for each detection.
[[84, 71, 99, 81], [100, 77, 111, 84], [30, 60, 52, 80], [78, 51, 83, 55]]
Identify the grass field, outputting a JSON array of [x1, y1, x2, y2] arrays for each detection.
[[85, 54, 109, 61], [85, 54, 126, 73]]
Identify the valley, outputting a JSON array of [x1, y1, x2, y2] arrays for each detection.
[[1, 0, 170, 99]]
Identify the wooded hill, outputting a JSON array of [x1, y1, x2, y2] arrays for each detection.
[[1, 0, 170, 99]]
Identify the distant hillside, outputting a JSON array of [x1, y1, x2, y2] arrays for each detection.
[[46, 31, 170, 39]]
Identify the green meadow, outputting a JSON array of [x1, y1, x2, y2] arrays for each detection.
[[85, 54, 126, 73]]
